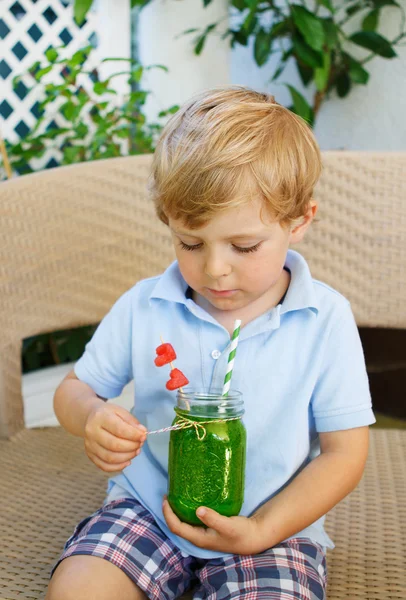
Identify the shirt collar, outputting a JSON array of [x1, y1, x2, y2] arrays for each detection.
[[280, 250, 319, 316], [149, 249, 319, 315], [149, 261, 190, 306]]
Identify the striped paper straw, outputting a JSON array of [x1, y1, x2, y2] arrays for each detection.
[[222, 319, 241, 396]]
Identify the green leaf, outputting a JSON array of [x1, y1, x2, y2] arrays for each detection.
[[70, 49, 89, 67], [40, 127, 70, 139], [322, 18, 339, 50], [285, 85, 314, 125], [203, 0, 213, 5], [372, 0, 399, 7], [231, 29, 249, 47], [115, 127, 131, 139], [60, 101, 80, 121], [128, 90, 148, 105], [362, 9, 379, 31], [145, 64, 168, 73], [316, 0, 334, 12], [45, 47, 59, 62], [63, 146, 84, 164], [254, 28, 272, 66], [271, 62, 286, 81], [101, 57, 133, 63], [346, 55, 370, 84], [297, 63, 313, 86], [314, 52, 331, 91], [291, 6, 325, 51], [231, 0, 246, 9], [195, 34, 206, 55], [131, 0, 152, 6], [75, 123, 89, 139], [130, 66, 143, 82], [346, 2, 363, 16], [29, 61, 41, 78], [93, 81, 109, 95], [270, 19, 291, 38], [74, 0, 93, 25], [158, 105, 179, 117], [242, 10, 258, 35], [350, 31, 397, 58], [35, 65, 52, 81], [181, 28, 199, 35], [336, 72, 351, 97], [293, 34, 323, 68], [194, 23, 217, 55]]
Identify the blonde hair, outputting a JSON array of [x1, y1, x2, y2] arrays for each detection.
[[150, 86, 321, 229]]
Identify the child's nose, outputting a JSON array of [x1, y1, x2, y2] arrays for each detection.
[[204, 253, 232, 279]]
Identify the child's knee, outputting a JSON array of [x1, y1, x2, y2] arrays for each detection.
[[46, 555, 147, 600]]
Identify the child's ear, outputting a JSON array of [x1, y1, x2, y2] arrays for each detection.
[[289, 201, 318, 244]]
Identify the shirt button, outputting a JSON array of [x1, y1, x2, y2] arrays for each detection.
[[211, 350, 221, 360]]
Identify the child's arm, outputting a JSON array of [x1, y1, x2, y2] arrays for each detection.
[[251, 425, 369, 548], [163, 425, 369, 554], [54, 370, 147, 472]]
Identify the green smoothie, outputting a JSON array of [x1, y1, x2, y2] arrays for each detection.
[[168, 394, 246, 526]]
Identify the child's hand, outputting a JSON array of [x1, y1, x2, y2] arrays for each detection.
[[162, 497, 266, 555], [84, 402, 147, 472]]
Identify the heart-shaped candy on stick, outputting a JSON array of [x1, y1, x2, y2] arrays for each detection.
[[154, 338, 190, 393], [166, 368, 189, 391], [154, 343, 176, 366]]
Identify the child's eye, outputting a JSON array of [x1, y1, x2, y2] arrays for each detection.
[[179, 241, 202, 251], [233, 243, 261, 254]]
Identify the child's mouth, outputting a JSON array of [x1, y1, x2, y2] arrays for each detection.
[[206, 288, 237, 297]]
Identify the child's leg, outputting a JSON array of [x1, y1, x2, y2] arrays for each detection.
[[194, 537, 327, 600], [46, 555, 147, 600], [47, 497, 196, 600]]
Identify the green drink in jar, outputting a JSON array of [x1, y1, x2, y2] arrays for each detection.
[[168, 388, 246, 526]]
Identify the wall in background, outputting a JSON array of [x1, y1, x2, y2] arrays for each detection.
[[136, 0, 230, 123]]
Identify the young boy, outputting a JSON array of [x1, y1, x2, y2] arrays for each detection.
[[46, 86, 375, 600]]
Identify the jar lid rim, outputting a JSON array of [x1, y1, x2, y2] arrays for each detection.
[[177, 387, 242, 399]]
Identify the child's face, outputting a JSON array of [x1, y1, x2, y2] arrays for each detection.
[[169, 197, 310, 314]]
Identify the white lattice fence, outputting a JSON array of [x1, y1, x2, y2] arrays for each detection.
[[0, 0, 131, 174]]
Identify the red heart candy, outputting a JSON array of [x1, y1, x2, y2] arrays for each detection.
[[154, 343, 177, 367], [166, 368, 189, 391]]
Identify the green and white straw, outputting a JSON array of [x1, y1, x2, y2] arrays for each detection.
[[222, 319, 241, 396]]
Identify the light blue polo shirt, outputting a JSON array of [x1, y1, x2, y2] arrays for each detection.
[[74, 249, 375, 559]]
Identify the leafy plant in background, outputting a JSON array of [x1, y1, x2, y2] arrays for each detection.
[[188, 0, 406, 125], [74, 0, 152, 25], [73, 0, 406, 126], [2, 44, 177, 371], [22, 326, 98, 373], [4, 44, 178, 176]]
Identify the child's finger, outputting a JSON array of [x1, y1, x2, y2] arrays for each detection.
[[86, 450, 132, 473], [114, 406, 148, 435], [95, 428, 142, 453], [195, 506, 234, 537], [88, 440, 138, 465], [162, 497, 213, 548], [103, 412, 147, 442]]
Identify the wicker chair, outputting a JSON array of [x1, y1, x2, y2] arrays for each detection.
[[0, 153, 405, 599]]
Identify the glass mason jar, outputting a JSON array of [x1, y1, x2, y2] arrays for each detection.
[[168, 388, 246, 526]]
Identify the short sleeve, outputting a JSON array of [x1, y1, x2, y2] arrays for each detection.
[[74, 290, 134, 399], [311, 301, 376, 432]]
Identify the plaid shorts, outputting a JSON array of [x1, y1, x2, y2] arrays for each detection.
[[52, 497, 327, 600]]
